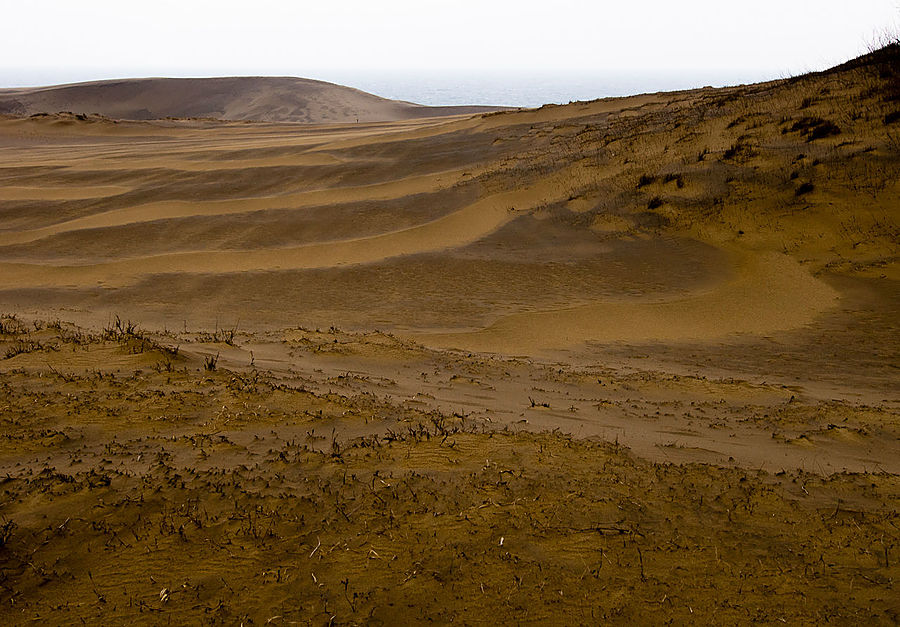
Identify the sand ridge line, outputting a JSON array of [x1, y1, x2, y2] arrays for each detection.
[[10, 151, 348, 172], [0, 117, 445, 168], [0, 138, 346, 170], [0, 167, 484, 247], [305, 115, 484, 154], [0, 152, 346, 174], [5, 116, 464, 164], [101, 152, 345, 170], [415, 251, 840, 352], [0, 185, 133, 201], [0, 165, 583, 288]]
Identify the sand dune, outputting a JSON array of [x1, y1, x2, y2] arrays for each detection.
[[0, 57, 895, 344], [0, 168, 476, 246], [419, 252, 840, 352], [0, 76, 506, 123], [1, 45, 898, 624], [0, 164, 588, 289]]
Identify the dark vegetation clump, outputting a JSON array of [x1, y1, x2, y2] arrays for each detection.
[[4, 340, 45, 360], [647, 196, 664, 209], [807, 120, 841, 140], [0, 314, 25, 336], [723, 139, 757, 160], [786, 117, 841, 141], [204, 353, 219, 371], [795, 182, 815, 196], [102, 316, 141, 341], [663, 173, 685, 188], [868, 39, 900, 81], [637, 174, 656, 188]]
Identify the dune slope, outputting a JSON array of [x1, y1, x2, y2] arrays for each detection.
[[0, 76, 504, 123], [0, 44, 898, 625]]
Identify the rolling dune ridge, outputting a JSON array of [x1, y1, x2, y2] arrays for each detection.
[[0, 76, 506, 123], [0, 45, 898, 623]]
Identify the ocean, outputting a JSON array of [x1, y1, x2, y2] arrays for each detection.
[[318, 69, 776, 108], [1, 68, 777, 109]]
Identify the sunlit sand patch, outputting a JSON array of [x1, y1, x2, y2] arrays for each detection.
[[87, 151, 346, 170], [417, 252, 839, 352], [306, 114, 483, 153], [0, 185, 131, 201]]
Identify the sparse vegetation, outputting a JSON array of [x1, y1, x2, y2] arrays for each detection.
[[0, 336, 896, 624], [0, 38, 898, 626], [4, 339, 45, 359], [785, 116, 841, 141], [663, 172, 684, 188], [102, 315, 141, 341], [204, 352, 219, 371], [723, 137, 757, 160], [637, 173, 656, 187], [0, 314, 25, 336]]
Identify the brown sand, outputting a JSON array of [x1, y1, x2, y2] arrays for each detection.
[[0, 46, 898, 623], [420, 252, 840, 352]]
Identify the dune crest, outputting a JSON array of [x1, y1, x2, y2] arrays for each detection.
[[0, 76, 506, 123]]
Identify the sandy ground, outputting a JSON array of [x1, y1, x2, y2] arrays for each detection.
[[0, 46, 898, 623]]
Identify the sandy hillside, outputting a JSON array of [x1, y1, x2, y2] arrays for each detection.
[[0, 76, 505, 123], [0, 45, 898, 623]]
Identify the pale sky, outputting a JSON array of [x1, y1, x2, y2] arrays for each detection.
[[1, 0, 898, 87]]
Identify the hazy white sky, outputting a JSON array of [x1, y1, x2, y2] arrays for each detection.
[[1, 0, 898, 86]]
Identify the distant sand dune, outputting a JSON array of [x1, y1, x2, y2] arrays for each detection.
[[0, 76, 506, 124]]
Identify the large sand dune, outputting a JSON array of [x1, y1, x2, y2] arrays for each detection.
[[0, 45, 898, 624], [0, 76, 505, 123]]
